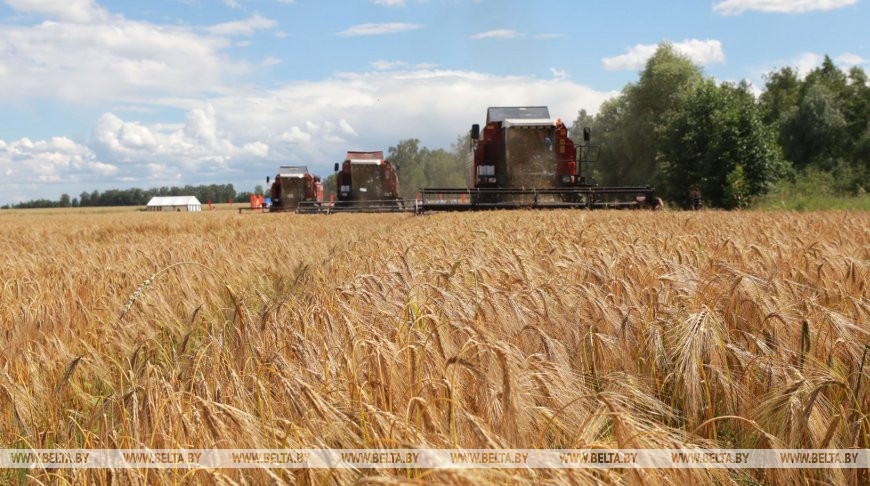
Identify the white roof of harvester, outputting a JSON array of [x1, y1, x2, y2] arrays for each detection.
[[346, 151, 384, 165], [502, 118, 557, 128], [487, 106, 550, 123], [146, 196, 202, 206], [277, 165, 309, 178]]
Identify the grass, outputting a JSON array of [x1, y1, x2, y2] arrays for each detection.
[[0, 208, 867, 484], [753, 193, 870, 211]]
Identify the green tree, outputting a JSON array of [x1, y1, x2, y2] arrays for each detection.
[[593, 44, 703, 187], [321, 172, 337, 199], [659, 80, 786, 208], [780, 83, 848, 170], [759, 67, 801, 126], [59, 193, 71, 207], [388, 139, 426, 199]]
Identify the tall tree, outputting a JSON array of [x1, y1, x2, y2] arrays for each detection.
[[659, 81, 786, 208], [388, 139, 426, 199], [759, 67, 801, 126], [780, 83, 848, 170], [593, 44, 703, 187]]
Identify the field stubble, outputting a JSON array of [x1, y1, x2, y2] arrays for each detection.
[[0, 209, 867, 484]]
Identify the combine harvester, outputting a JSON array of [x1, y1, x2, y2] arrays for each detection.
[[268, 166, 324, 211], [298, 151, 413, 213], [419, 106, 660, 211]]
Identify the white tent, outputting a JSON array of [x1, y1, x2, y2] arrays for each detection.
[[146, 196, 202, 212]]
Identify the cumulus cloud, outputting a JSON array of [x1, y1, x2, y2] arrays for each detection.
[[337, 23, 423, 36], [0, 3, 270, 103], [4, 0, 108, 23], [602, 39, 726, 71], [713, 0, 857, 15], [0, 135, 117, 195], [90, 105, 269, 173], [374, 0, 406, 5]]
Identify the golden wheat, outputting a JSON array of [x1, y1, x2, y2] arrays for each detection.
[[0, 208, 867, 484]]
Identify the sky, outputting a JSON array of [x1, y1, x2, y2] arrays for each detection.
[[0, 0, 867, 204]]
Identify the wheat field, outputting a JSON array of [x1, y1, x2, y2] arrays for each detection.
[[0, 209, 867, 484]]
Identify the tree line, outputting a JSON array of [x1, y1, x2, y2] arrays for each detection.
[[4, 184, 240, 209], [572, 44, 868, 208]]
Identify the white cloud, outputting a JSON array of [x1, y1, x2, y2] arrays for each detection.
[[339, 119, 358, 137], [471, 29, 521, 40], [374, 0, 406, 6], [550, 68, 568, 80], [755, 51, 866, 85], [470, 29, 561, 40], [4, 0, 108, 23], [835, 53, 868, 67], [713, 0, 857, 15], [89, 105, 273, 183], [602, 39, 726, 71], [204, 13, 276, 36], [785, 52, 868, 77], [370, 60, 437, 70], [0, 135, 117, 187], [337, 22, 423, 36], [792, 52, 825, 76], [0, 3, 278, 104], [371, 60, 408, 70]]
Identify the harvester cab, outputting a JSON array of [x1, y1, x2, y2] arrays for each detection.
[[332, 151, 406, 211], [269, 166, 323, 211]]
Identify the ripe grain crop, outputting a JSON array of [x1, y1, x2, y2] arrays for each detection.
[[0, 209, 867, 484]]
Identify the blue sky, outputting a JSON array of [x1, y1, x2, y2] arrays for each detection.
[[0, 0, 867, 203]]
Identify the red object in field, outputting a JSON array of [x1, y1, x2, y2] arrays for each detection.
[[269, 165, 324, 211], [466, 106, 578, 191], [208, 199, 213, 210], [334, 151, 401, 207]]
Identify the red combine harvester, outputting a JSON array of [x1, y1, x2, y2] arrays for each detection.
[[420, 106, 659, 210], [302, 150, 410, 212], [267, 166, 323, 211]]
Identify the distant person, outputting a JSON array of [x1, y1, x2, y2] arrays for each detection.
[[690, 189, 703, 210]]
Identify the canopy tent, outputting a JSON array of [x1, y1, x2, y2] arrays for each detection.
[[145, 196, 202, 212]]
